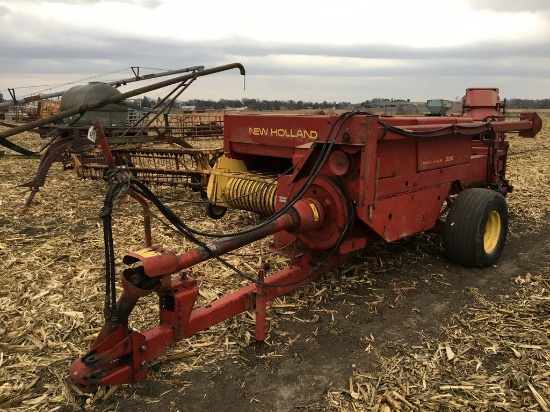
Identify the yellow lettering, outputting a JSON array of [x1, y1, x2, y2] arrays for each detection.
[[306, 130, 318, 139], [250, 127, 271, 136], [250, 127, 319, 140], [308, 202, 320, 221], [422, 158, 443, 166]]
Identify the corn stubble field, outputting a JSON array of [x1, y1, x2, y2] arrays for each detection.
[[0, 111, 549, 411]]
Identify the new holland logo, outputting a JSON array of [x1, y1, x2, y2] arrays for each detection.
[[248, 127, 318, 140]]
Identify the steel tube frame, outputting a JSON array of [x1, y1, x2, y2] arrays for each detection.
[[0, 65, 204, 109], [0, 63, 245, 139]]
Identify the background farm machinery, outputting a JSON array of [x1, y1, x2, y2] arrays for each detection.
[[66, 87, 542, 391], [0, 63, 244, 205]]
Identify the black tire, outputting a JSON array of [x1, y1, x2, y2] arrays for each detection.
[[443, 188, 508, 268], [206, 202, 227, 220]]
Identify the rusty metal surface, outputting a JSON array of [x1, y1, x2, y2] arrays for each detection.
[[167, 113, 224, 139], [66, 113, 225, 188], [72, 145, 223, 188], [0, 62, 245, 140]]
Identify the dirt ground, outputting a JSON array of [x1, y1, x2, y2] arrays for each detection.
[[98, 224, 550, 412], [1, 112, 549, 411]]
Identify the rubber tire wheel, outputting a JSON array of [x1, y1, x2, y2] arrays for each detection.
[[443, 188, 508, 268], [206, 202, 227, 220]]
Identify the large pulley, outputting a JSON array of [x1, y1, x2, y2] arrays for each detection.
[[286, 176, 352, 251]]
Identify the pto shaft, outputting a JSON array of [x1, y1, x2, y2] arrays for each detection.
[[124, 197, 325, 279]]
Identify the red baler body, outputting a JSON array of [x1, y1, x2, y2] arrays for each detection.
[[70, 88, 542, 391]]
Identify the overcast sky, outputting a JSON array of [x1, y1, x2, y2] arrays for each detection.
[[0, 0, 549, 103]]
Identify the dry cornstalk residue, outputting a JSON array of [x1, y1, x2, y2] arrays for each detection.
[[0, 111, 549, 411], [0, 131, 287, 411], [329, 112, 550, 411], [328, 268, 550, 411]]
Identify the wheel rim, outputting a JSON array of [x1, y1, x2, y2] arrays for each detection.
[[484, 211, 501, 254]]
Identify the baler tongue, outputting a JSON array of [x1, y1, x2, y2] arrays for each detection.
[[70, 195, 326, 391], [70, 323, 136, 392]]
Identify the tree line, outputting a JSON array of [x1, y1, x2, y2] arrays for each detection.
[[174, 98, 354, 111], [139, 97, 550, 111], [506, 99, 550, 109]]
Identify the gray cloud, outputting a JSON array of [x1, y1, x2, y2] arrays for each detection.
[[1, 0, 101, 4], [76, 27, 544, 64], [464, 0, 550, 12], [2, 32, 549, 96], [140, 0, 162, 8], [3, 27, 548, 68], [1, 2, 549, 101], [3, 0, 163, 6]]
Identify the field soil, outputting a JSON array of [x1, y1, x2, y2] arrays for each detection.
[[105, 223, 550, 412], [0, 111, 549, 411]]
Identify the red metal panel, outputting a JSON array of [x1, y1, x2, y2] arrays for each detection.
[[225, 113, 332, 145], [416, 135, 472, 172], [356, 116, 379, 210], [377, 139, 417, 179], [375, 163, 471, 198], [224, 113, 369, 158], [462, 88, 500, 120], [228, 141, 297, 159], [463, 88, 499, 108], [463, 155, 489, 187], [367, 184, 451, 242]]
